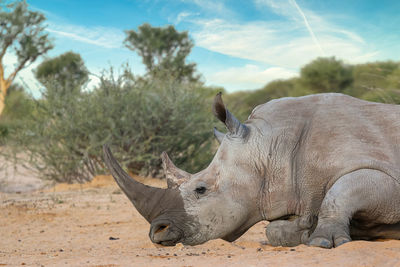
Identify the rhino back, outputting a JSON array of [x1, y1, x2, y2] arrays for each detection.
[[247, 93, 400, 214]]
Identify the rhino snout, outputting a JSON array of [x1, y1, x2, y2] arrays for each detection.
[[150, 220, 183, 246]]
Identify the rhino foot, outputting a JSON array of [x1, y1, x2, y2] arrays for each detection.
[[266, 215, 316, 247], [308, 222, 351, 248], [308, 237, 331, 248], [309, 235, 351, 248], [308, 169, 400, 249], [309, 236, 350, 248]]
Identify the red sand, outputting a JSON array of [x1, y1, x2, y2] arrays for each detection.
[[1, 175, 400, 266]]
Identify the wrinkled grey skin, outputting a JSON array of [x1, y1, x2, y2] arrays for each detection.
[[104, 93, 400, 249]]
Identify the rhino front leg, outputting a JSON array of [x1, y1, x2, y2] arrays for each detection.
[[265, 215, 317, 247], [309, 169, 400, 248]]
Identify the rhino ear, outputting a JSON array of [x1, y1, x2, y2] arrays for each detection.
[[212, 92, 249, 139], [161, 151, 190, 189], [213, 127, 225, 144]]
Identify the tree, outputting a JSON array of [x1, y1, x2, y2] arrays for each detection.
[[35, 51, 89, 93], [124, 23, 198, 82], [300, 57, 353, 93], [0, 0, 53, 116]]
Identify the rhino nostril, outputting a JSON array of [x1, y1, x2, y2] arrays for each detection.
[[150, 221, 182, 245], [155, 224, 169, 234]]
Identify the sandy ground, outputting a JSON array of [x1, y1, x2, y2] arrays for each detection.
[[0, 157, 45, 193], [1, 172, 400, 266]]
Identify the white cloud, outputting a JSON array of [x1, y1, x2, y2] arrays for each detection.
[[47, 23, 125, 49], [254, 0, 301, 21], [207, 64, 298, 91], [350, 51, 381, 63], [174, 11, 194, 24], [190, 1, 378, 69]]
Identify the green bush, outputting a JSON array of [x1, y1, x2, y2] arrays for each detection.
[[0, 123, 8, 139], [12, 69, 216, 183], [300, 57, 353, 93], [349, 61, 400, 102]]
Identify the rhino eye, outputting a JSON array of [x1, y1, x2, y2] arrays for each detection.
[[195, 186, 207, 195]]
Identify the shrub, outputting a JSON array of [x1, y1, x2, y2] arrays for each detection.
[[11, 69, 215, 183], [300, 57, 353, 93]]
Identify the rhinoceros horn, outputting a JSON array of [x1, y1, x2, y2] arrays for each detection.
[[103, 145, 183, 223], [213, 92, 249, 139], [161, 151, 190, 188]]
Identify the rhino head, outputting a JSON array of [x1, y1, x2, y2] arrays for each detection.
[[103, 93, 264, 246]]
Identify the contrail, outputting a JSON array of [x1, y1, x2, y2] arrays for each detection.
[[290, 0, 326, 56]]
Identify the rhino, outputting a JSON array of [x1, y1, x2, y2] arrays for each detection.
[[103, 93, 400, 248]]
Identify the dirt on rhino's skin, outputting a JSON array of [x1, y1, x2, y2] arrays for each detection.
[[0, 175, 399, 266]]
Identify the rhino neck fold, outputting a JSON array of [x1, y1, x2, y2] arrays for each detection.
[[255, 131, 301, 221], [221, 214, 262, 242]]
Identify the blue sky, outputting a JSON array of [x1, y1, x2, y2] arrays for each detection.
[[5, 0, 400, 96]]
